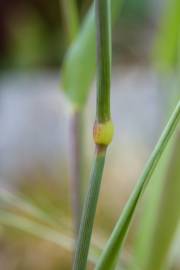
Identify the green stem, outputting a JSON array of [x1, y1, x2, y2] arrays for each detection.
[[73, 0, 112, 269], [73, 146, 106, 270], [95, 101, 180, 270], [96, 0, 112, 122], [61, 0, 79, 44]]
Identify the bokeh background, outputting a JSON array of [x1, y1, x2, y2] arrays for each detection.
[[0, 0, 179, 269]]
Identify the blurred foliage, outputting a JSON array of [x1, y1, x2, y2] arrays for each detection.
[[131, 0, 180, 269], [153, 0, 180, 72], [0, 0, 156, 70], [0, 0, 89, 69], [62, 5, 96, 109], [0, 0, 180, 269], [144, 132, 180, 270]]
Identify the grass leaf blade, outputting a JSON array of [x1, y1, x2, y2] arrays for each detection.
[[95, 101, 180, 270], [143, 132, 180, 270]]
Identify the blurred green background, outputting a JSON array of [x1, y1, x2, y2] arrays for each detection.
[[0, 0, 180, 270], [0, 0, 159, 69]]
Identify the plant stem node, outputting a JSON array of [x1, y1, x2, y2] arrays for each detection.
[[93, 120, 114, 146]]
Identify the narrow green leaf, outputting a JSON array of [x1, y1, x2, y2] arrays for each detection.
[[144, 131, 180, 270], [61, 0, 124, 109], [131, 0, 180, 265], [130, 139, 174, 270], [95, 101, 180, 270], [130, 119, 179, 270]]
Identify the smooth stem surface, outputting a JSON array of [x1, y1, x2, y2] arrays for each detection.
[[73, 146, 106, 270], [69, 110, 84, 234], [96, 0, 111, 122], [73, 0, 112, 269], [95, 101, 180, 270], [61, 0, 79, 44]]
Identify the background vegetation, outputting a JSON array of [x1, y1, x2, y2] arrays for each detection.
[[0, 0, 179, 269]]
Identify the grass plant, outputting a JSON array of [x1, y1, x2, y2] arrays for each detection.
[[0, 1, 180, 270], [72, 1, 113, 269]]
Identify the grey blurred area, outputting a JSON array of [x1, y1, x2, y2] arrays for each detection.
[[0, 66, 176, 270], [0, 67, 163, 191], [0, 72, 69, 187]]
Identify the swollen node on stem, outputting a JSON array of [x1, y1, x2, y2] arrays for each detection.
[[72, 0, 113, 269], [93, 120, 114, 146]]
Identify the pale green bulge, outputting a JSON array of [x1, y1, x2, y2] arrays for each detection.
[[93, 120, 114, 145]]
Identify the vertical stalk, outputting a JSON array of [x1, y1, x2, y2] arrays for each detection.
[[69, 110, 84, 234], [60, 0, 83, 234], [96, 0, 112, 123], [73, 0, 113, 269], [73, 146, 107, 270]]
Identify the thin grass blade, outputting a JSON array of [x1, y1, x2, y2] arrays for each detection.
[[132, 0, 180, 264], [95, 101, 180, 270], [143, 131, 180, 270]]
